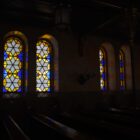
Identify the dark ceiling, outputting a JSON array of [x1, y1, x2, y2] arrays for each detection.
[[0, 0, 140, 41]]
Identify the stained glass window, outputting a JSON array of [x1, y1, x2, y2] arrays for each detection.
[[36, 40, 51, 92], [99, 49, 107, 91], [119, 50, 125, 90], [3, 37, 23, 92]]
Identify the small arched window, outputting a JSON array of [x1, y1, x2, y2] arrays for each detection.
[[3, 31, 28, 93], [36, 39, 52, 92], [99, 48, 107, 91], [119, 50, 126, 90], [119, 45, 132, 91]]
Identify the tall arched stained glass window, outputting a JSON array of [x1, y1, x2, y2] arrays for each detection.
[[36, 39, 51, 92], [119, 50, 125, 90], [99, 48, 107, 91], [3, 37, 23, 92]]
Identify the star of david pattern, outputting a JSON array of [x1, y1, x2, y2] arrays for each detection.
[[36, 40, 51, 92], [3, 38, 23, 92]]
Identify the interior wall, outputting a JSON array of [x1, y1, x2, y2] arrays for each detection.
[[0, 21, 139, 112], [0, 22, 135, 93]]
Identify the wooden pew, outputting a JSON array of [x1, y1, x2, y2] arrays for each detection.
[[3, 115, 30, 140], [54, 111, 140, 140], [81, 108, 140, 128], [9, 112, 82, 140], [31, 114, 95, 140], [0, 120, 10, 140]]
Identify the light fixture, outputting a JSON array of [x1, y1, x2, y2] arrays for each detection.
[[55, 3, 71, 30]]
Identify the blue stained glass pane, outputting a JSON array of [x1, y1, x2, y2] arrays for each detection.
[[3, 87, 7, 92], [3, 69, 7, 74], [120, 74, 124, 80], [17, 87, 21, 92], [102, 73, 106, 80], [47, 54, 51, 59], [101, 87, 106, 91], [18, 53, 23, 61], [120, 86, 124, 90], [48, 88, 51, 92], [4, 51, 7, 55], [4, 52, 8, 60], [47, 57, 51, 63], [18, 70, 22, 78], [47, 59, 50, 63], [120, 63, 124, 67], [3, 71, 7, 78], [101, 60, 105, 65], [4, 56, 7, 60], [47, 71, 50, 79]]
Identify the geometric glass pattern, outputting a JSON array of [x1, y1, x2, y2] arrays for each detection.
[[99, 49, 107, 91], [119, 50, 125, 90], [36, 40, 51, 92], [3, 37, 23, 92]]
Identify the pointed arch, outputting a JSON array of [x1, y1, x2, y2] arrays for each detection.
[[119, 45, 132, 90], [3, 31, 28, 93], [36, 34, 59, 93], [99, 42, 116, 91]]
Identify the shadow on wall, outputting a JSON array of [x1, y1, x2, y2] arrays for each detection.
[[77, 73, 96, 85]]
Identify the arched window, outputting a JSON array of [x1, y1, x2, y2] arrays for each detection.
[[99, 43, 116, 91], [99, 48, 107, 91], [3, 31, 28, 93], [119, 45, 132, 90], [36, 34, 59, 94], [119, 50, 126, 90], [36, 39, 52, 92]]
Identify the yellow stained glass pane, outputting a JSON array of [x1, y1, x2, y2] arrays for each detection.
[[36, 40, 51, 92], [3, 37, 23, 92]]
